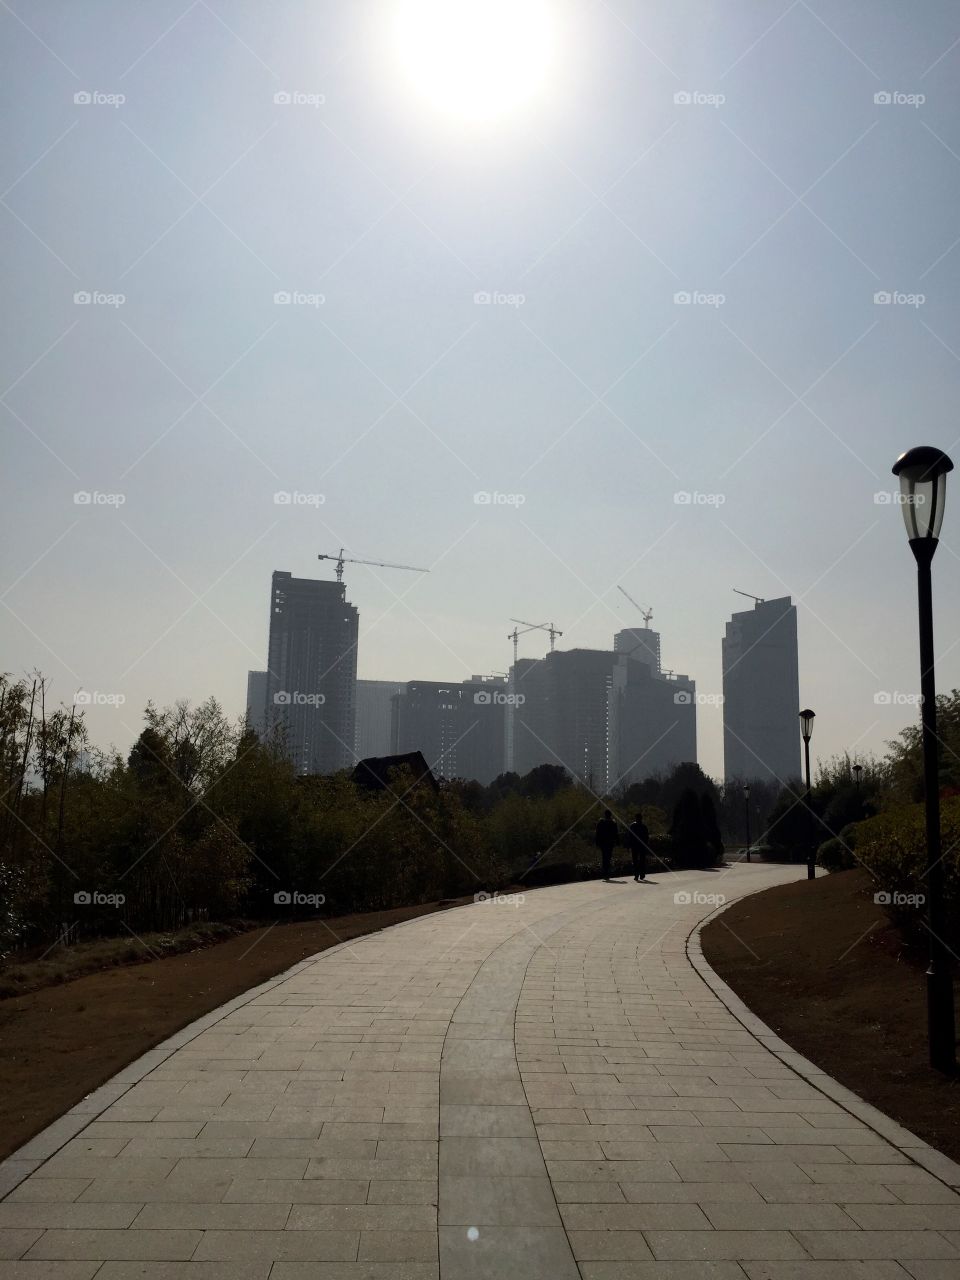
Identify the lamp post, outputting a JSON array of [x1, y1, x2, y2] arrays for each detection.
[[799, 709, 815, 880], [852, 762, 863, 792], [743, 784, 751, 861], [892, 445, 956, 1074]]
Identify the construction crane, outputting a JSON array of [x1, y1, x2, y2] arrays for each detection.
[[317, 548, 430, 584], [617, 585, 653, 627], [508, 618, 563, 665], [732, 588, 765, 605]]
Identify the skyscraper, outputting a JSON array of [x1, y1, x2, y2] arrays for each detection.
[[613, 658, 697, 788], [512, 640, 697, 791], [512, 649, 617, 789], [262, 570, 359, 775], [245, 670, 268, 739], [722, 595, 800, 785], [614, 626, 661, 673]]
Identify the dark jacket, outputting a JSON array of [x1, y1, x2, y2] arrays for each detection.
[[595, 817, 618, 851], [625, 820, 650, 854]]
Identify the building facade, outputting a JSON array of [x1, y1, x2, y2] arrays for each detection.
[[354, 679, 402, 761], [722, 595, 801, 785], [511, 640, 697, 792], [261, 570, 359, 775], [391, 677, 508, 785]]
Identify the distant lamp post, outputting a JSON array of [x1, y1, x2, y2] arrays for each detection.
[[799, 709, 816, 880], [743, 784, 751, 861], [852, 762, 863, 791], [892, 444, 956, 1074]]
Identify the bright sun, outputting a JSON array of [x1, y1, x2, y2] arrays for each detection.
[[391, 0, 558, 124]]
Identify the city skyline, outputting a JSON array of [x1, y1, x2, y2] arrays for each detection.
[[244, 567, 806, 791], [4, 2, 960, 783]]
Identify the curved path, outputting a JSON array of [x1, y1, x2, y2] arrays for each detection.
[[3, 863, 960, 1279]]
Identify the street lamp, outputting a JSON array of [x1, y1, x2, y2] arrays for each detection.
[[892, 444, 956, 1073], [799, 709, 816, 880], [743, 784, 751, 861], [852, 762, 863, 791]]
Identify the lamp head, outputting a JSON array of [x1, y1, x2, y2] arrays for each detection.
[[892, 446, 953, 542]]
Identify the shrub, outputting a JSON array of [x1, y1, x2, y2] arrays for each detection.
[[852, 798, 960, 947]]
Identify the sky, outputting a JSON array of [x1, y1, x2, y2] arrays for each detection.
[[3, 0, 960, 781]]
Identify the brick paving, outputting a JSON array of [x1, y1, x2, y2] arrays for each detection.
[[2, 863, 959, 1279]]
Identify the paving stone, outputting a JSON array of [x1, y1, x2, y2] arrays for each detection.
[[0, 1235, 44, 1261], [191, 1231, 358, 1261], [24, 1231, 202, 1261], [0, 1265, 104, 1280], [5, 868, 956, 1279], [439, 1225, 580, 1278], [792, 1230, 960, 1259], [644, 1229, 808, 1260]]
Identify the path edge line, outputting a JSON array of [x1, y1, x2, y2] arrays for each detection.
[[687, 894, 960, 1192]]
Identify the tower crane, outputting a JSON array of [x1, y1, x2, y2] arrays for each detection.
[[732, 588, 765, 605], [508, 618, 563, 665], [317, 548, 430, 583], [617, 585, 653, 627]]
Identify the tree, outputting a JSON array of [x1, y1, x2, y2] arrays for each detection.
[[671, 788, 709, 869]]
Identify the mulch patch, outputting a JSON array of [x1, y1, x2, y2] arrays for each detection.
[[0, 897, 472, 1162], [701, 867, 960, 1164]]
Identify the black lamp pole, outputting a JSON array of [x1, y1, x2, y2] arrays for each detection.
[[799, 709, 815, 880], [892, 445, 956, 1074], [743, 785, 751, 861]]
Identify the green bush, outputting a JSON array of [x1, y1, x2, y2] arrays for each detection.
[[851, 798, 960, 946]]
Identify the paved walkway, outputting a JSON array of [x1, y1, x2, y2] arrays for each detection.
[[3, 863, 960, 1279]]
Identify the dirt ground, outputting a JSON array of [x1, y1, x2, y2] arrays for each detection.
[[701, 867, 960, 1164], [0, 898, 471, 1161]]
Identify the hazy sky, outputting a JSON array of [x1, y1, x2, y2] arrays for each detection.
[[4, 0, 960, 781]]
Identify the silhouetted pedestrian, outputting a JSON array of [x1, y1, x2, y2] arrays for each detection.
[[625, 810, 651, 882], [595, 808, 619, 881]]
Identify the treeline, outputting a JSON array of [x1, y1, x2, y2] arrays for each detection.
[[0, 674, 729, 959]]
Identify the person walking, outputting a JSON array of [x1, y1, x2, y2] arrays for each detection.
[[625, 809, 651, 882], [595, 808, 619, 881]]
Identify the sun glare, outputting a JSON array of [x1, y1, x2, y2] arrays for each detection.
[[391, 0, 558, 124]]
